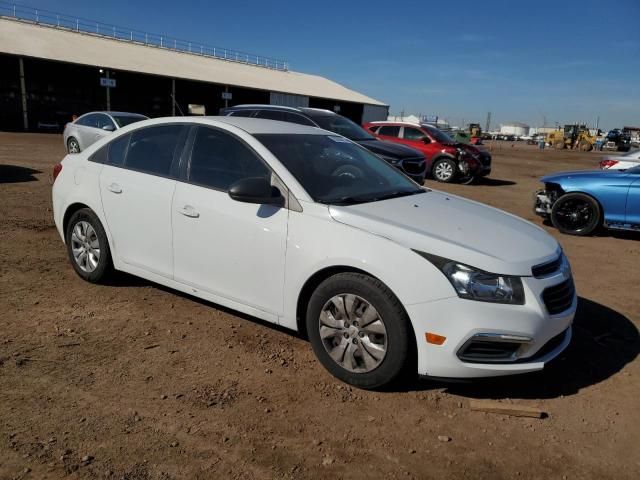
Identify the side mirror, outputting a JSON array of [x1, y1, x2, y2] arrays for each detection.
[[422, 137, 431, 144], [102, 124, 115, 132], [228, 177, 283, 205]]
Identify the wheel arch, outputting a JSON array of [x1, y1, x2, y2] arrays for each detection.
[[295, 265, 415, 340]]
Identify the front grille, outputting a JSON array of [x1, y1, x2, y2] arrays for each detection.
[[457, 340, 522, 363], [532, 255, 562, 278], [542, 278, 575, 315], [401, 157, 426, 175]]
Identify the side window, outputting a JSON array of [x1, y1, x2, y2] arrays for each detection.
[[403, 127, 426, 140], [76, 114, 97, 128], [188, 127, 270, 191], [255, 110, 287, 121], [95, 114, 115, 130], [378, 126, 400, 137], [283, 112, 315, 126], [108, 133, 130, 166], [89, 145, 108, 164], [229, 110, 254, 117], [124, 125, 185, 176], [368, 125, 380, 133]]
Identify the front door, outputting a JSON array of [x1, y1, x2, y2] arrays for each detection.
[[171, 126, 288, 318], [626, 174, 640, 226]]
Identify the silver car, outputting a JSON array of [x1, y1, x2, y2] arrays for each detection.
[[63, 111, 148, 154]]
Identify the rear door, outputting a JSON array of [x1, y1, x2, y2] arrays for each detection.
[[171, 125, 288, 319], [99, 124, 188, 277]]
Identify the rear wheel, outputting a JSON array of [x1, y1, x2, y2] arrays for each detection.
[[306, 273, 413, 390], [432, 158, 457, 183], [65, 208, 113, 282], [67, 137, 81, 154], [550, 193, 601, 236]]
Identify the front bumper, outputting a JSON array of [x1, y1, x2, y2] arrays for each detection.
[[406, 269, 576, 378], [534, 189, 558, 218]]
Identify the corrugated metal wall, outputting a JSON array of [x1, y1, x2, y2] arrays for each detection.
[[362, 104, 389, 124], [270, 92, 309, 108]]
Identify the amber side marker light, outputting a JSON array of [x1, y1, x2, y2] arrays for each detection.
[[425, 332, 446, 345]]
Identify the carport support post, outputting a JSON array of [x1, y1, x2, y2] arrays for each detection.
[[224, 85, 229, 109], [171, 78, 175, 116], [19, 57, 28, 131], [105, 70, 111, 110]]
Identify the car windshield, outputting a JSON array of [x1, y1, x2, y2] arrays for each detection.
[[111, 115, 148, 128], [628, 165, 640, 174], [311, 115, 375, 141], [422, 125, 455, 144], [255, 134, 423, 205]]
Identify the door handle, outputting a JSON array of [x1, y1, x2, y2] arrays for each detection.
[[179, 205, 200, 218], [107, 183, 122, 194]]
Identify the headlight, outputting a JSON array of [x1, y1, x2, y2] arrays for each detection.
[[378, 154, 400, 164], [414, 251, 525, 305]]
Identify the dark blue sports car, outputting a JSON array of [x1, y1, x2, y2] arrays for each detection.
[[534, 165, 640, 235]]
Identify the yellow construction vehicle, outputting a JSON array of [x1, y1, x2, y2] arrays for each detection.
[[546, 124, 596, 151]]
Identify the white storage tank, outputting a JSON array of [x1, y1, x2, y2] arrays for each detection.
[[500, 122, 530, 137]]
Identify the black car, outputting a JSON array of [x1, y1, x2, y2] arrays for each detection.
[[219, 105, 427, 183]]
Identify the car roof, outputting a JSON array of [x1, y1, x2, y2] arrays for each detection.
[[368, 121, 423, 128], [124, 116, 327, 136], [226, 104, 336, 117], [80, 111, 148, 118]]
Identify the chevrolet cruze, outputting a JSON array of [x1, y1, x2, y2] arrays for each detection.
[[52, 117, 576, 389]]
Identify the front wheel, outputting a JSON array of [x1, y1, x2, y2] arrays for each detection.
[[432, 158, 457, 183], [550, 193, 601, 236], [306, 273, 413, 390]]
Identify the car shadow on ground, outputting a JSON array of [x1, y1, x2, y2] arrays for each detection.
[[415, 297, 639, 399], [103, 273, 638, 398], [0, 165, 42, 183], [475, 177, 517, 187]]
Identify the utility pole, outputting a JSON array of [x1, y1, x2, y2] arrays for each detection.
[[485, 112, 492, 133]]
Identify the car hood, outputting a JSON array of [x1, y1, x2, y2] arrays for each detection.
[[329, 191, 559, 276], [357, 139, 424, 159], [541, 169, 625, 183]]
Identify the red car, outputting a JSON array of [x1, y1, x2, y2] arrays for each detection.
[[363, 121, 492, 183]]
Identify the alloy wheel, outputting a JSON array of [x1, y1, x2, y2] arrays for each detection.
[[70, 220, 101, 272], [434, 162, 454, 181], [319, 294, 387, 373], [553, 198, 595, 232], [68, 139, 80, 154]]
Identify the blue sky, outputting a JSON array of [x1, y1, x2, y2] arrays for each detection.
[[29, 0, 640, 129]]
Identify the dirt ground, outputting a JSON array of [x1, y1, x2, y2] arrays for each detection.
[[0, 133, 638, 480]]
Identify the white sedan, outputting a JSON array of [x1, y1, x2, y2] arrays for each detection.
[[52, 117, 575, 389], [599, 149, 640, 170]]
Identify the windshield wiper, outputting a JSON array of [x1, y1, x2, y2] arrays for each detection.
[[371, 190, 423, 202]]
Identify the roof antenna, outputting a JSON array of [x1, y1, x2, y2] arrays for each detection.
[[170, 93, 185, 116]]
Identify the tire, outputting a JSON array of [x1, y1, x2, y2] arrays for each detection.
[[305, 272, 414, 390], [65, 208, 113, 282], [459, 175, 476, 185], [579, 141, 592, 152], [550, 193, 602, 236], [67, 137, 81, 154], [431, 158, 457, 183], [553, 140, 565, 150]]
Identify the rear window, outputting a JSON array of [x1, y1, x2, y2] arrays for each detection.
[[111, 115, 147, 128]]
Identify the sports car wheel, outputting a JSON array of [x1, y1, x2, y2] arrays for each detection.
[[550, 193, 601, 236]]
